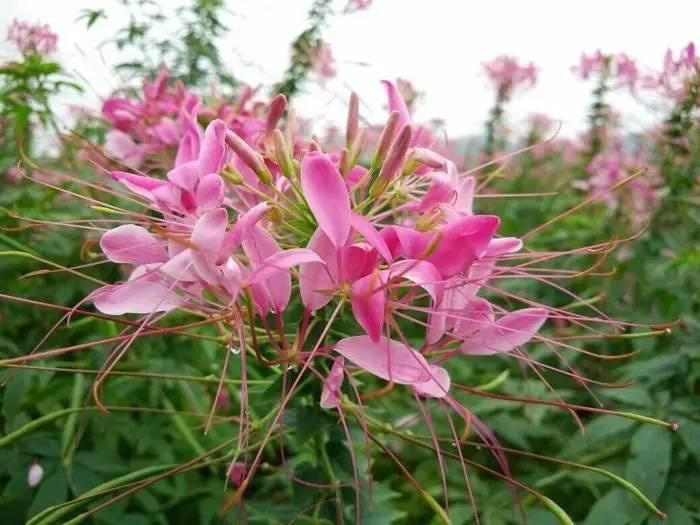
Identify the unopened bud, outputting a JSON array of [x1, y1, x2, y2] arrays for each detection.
[[372, 110, 400, 168], [410, 147, 446, 170], [265, 94, 287, 136], [377, 124, 412, 183], [349, 127, 367, 166], [369, 175, 389, 198], [338, 148, 350, 177], [309, 139, 322, 153], [221, 163, 244, 185], [346, 92, 360, 147], [28, 462, 43, 487], [225, 130, 272, 185], [273, 129, 295, 179]]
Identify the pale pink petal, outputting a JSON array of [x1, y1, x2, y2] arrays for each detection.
[[198, 119, 227, 174], [220, 202, 268, 259], [100, 225, 168, 264], [334, 335, 432, 384], [301, 152, 351, 248], [175, 113, 201, 167], [413, 365, 451, 398], [192, 208, 228, 257], [92, 280, 181, 315], [243, 225, 291, 312], [350, 213, 392, 262], [196, 173, 225, 210], [167, 161, 200, 193], [485, 237, 523, 257], [111, 171, 167, 201], [389, 259, 444, 305], [453, 297, 495, 336], [247, 249, 323, 285], [351, 271, 387, 342], [299, 227, 338, 311], [320, 358, 345, 409], [460, 308, 548, 355], [381, 80, 411, 129]]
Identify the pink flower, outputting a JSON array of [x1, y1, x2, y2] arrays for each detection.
[[572, 50, 607, 80], [7, 19, 57, 56], [312, 43, 337, 82], [483, 55, 538, 91]]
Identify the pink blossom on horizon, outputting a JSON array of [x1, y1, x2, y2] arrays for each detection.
[[7, 19, 57, 56], [312, 43, 337, 82]]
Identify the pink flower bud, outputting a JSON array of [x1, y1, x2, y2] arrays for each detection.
[[372, 110, 401, 167], [378, 124, 412, 183], [410, 147, 446, 170], [227, 462, 247, 486], [346, 92, 360, 147], [225, 131, 271, 184], [28, 462, 43, 487], [265, 94, 287, 136]]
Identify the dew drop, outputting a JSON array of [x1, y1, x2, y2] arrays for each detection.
[[228, 344, 241, 355]]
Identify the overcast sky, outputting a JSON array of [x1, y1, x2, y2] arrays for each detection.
[[3, 1, 699, 138]]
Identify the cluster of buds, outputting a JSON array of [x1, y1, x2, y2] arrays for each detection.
[[6, 19, 57, 56]]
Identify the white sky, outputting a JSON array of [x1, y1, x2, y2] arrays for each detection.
[[3, 0, 699, 138]]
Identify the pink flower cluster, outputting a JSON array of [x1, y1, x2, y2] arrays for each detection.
[[482, 55, 537, 92], [90, 81, 550, 412], [311, 43, 337, 82], [572, 50, 639, 90], [641, 42, 697, 100], [102, 67, 270, 169], [575, 149, 659, 228], [6, 19, 57, 56]]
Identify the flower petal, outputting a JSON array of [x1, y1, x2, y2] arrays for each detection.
[[334, 335, 432, 384], [301, 152, 351, 248], [299, 227, 338, 311], [100, 225, 168, 264], [413, 365, 451, 398], [320, 358, 345, 409], [351, 271, 387, 343], [247, 248, 323, 285], [460, 308, 547, 355], [92, 280, 181, 315]]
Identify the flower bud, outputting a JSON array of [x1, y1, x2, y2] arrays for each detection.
[[225, 131, 272, 185], [265, 94, 287, 136], [346, 92, 359, 147], [349, 127, 367, 166], [273, 129, 295, 179], [28, 462, 43, 487], [221, 163, 244, 185], [338, 148, 350, 177], [371, 110, 400, 168], [377, 124, 412, 183], [409, 147, 446, 170]]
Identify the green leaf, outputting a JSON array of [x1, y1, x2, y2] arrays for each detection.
[[624, 425, 672, 524], [677, 418, 700, 460], [584, 489, 627, 525], [28, 470, 68, 518]]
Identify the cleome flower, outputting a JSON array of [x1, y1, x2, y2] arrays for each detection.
[[5, 77, 677, 523]]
